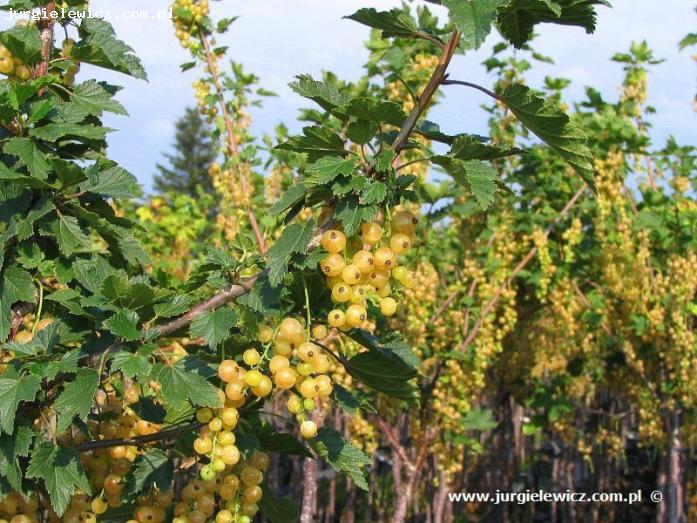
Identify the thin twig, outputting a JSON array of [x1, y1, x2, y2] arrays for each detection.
[[457, 185, 587, 352], [147, 225, 330, 340], [313, 339, 347, 366], [428, 287, 461, 324], [200, 36, 267, 254], [76, 422, 204, 452], [395, 156, 433, 172], [376, 418, 412, 470], [150, 272, 262, 338], [392, 31, 461, 154], [414, 31, 445, 50], [441, 79, 505, 103]]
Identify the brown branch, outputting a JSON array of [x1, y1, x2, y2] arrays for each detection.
[[392, 30, 461, 154], [392, 427, 436, 523], [376, 418, 412, 470], [75, 421, 204, 452], [200, 36, 266, 254], [300, 406, 326, 523], [149, 272, 262, 339], [428, 287, 461, 324], [35, 3, 56, 79], [458, 185, 587, 351], [300, 449, 318, 523], [146, 225, 327, 340]]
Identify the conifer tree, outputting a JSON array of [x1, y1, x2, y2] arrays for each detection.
[[153, 107, 216, 196]]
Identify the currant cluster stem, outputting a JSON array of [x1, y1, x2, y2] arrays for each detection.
[[200, 35, 267, 255]]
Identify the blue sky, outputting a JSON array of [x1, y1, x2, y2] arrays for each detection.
[[2, 1, 695, 191]]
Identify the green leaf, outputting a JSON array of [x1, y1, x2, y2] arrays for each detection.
[[373, 150, 397, 173], [45, 288, 81, 304], [68, 80, 128, 117], [123, 449, 173, 500], [0, 265, 34, 342], [269, 184, 307, 217], [331, 384, 375, 415], [305, 156, 357, 186], [0, 25, 41, 63], [433, 157, 498, 210], [415, 121, 471, 144], [217, 16, 238, 33], [333, 198, 377, 237], [332, 173, 366, 196], [189, 307, 237, 348], [0, 183, 30, 224], [347, 329, 422, 369], [54, 368, 99, 434], [444, 0, 506, 50], [27, 97, 56, 124], [277, 126, 346, 161], [30, 122, 110, 142], [360, 180, 388, 205], [238, 273, 282, 316], [259, 484, 300, 523], [27, 442, 91, 516], [73, 18, 147, 79], [347, 119, 377, 145], [153, 356, 220, 409], [308, 427, 371, 491], [99, 275, 158, 310], [345, 8, 419, 38], [43, 350, 82, 381], [180, 61, 196, 71], [72, 255, 120, 293], [103, 309, 140, 341], [235, 430, 261, 459], [47, 214, 92, 256], [80, 163, 139, 199], [3, 321, 62, 356], [0, 375, 40, 434], [257, 429, 311, 458], [8, 81, 40, 110], [497, 0, 608, 49], [346, 349, 419, 403], [205, 247, 240, 272], [53, 159, 87, 189], [449, 134, 523, 161], [153, 295, 193, 318], [498, 84, 594, 188], [460, 407, 498, 431], [341, 98, 404, 125], [288, 74, 352, 111], [110, 351, 152, 380], [131, 397, 166, 424], [3, 137, 51, 180], [266, 219, 316, 286], [0, 425, 33, 495], [0, 163, 55, 190], [679, 33, 697, 50], [116, 233, 150, 267]]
